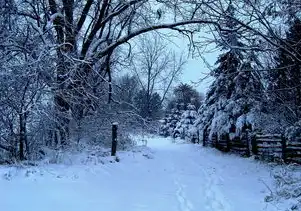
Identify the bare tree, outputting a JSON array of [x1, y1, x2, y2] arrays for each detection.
[[13, 0, 235, 144], [115, 74, 140, 110], [4, 0, 301, 148], [0, 3, 53, 161], [131, 33, 186, 118]]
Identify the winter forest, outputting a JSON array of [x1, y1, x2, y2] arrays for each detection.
[[2, 0, 301, 210], [1, 0, 301, 161]]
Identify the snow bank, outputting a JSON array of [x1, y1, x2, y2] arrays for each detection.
[[0, 144, 154, 182]]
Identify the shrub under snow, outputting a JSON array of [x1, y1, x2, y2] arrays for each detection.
[[267, 164, 301, 210]]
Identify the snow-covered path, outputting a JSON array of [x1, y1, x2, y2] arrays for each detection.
[[1, 137, 277, 211]]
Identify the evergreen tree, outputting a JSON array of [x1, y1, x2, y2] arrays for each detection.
[[268, 18, 301, 122], [134, 90, 163, 120], [167, 83, 203, 110], [196, 2, 263, 139], [174, 104, 199, 142], [159, 104, 183, 137], [217, 3, 244, 54]]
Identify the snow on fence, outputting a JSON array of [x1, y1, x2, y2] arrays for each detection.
[[215, 134, 250, 156], [202, 129, 214, 147], [285, 137, 301, 164], [251, 134, 284, 160], [203, 132, 301, 164], [215, 133, 230, 152], [160, 121, 301, 164], [230, 136, 250, 157]]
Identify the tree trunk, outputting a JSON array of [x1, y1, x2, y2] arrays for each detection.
[[54, 93, 70, 146], [54, 57, 70, 146], [296, 65, 301, 119], [49, 0, 73, 146], [19, 113, 27, 160]]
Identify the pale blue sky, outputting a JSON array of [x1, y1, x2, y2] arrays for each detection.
[[181, 54, 216, 94], [170, 35, 219, 95], [121, 30, 219, 96]]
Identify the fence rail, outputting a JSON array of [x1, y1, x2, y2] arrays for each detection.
[[202, 131, 301, 164]]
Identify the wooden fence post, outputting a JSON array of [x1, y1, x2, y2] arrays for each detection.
[[245, 131, 251, 157], [111, 122, 118, 156], [213, 133, 218, 148], [281, 134, 287, 162], [202, 129, 206, 147], [226, 133, 230, 152], [251, 135, 258, 155]]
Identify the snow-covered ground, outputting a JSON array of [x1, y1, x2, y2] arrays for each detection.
[[0, 136, 289, 211]]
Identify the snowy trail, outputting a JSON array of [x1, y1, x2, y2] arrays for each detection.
[[1, 136, 276, 211]]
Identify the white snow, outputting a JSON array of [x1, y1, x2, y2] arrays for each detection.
[[0, 136, 287, 211]]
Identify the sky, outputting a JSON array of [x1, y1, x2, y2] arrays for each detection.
[[181, 54, 216, 94], [169, 34, 219, 95], [119, 29, 220, 96]]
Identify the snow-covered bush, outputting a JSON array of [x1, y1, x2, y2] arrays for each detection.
[[35, 133, 136, 166], [159, 117, 170, 137], [159, 107, 183, 137], [267, 164, 301, 210], [285, 121, 301, 142], [159, 104, 200, 143], [0, 149, 15, 165], [173, 104, 199, 142]]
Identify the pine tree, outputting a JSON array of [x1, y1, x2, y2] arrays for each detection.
[[268, 18, 301, 122], [206, 2, 243, 105], [196, 2, 263, 139], [134, 90, 163, 120], [173, 104, 199, 142], [167, 83, 203, 110], [159, 104, 183, 137]]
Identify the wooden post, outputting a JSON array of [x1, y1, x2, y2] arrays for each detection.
[[213, 133, 218, 148], [251, 135, 258, 155], [191, 132, 196, 144], [111, 122, 118, 156], [216, 133, 218, 148], [245, 131, 251, 157], [281, 134, 287, 162], [226, 133, 230, 152], [202, 129, 206, 147]]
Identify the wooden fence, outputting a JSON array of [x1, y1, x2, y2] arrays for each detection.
[[285, 136, 301, 164], [251, 134, 284, 160], [202, 132, 301, 164]]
